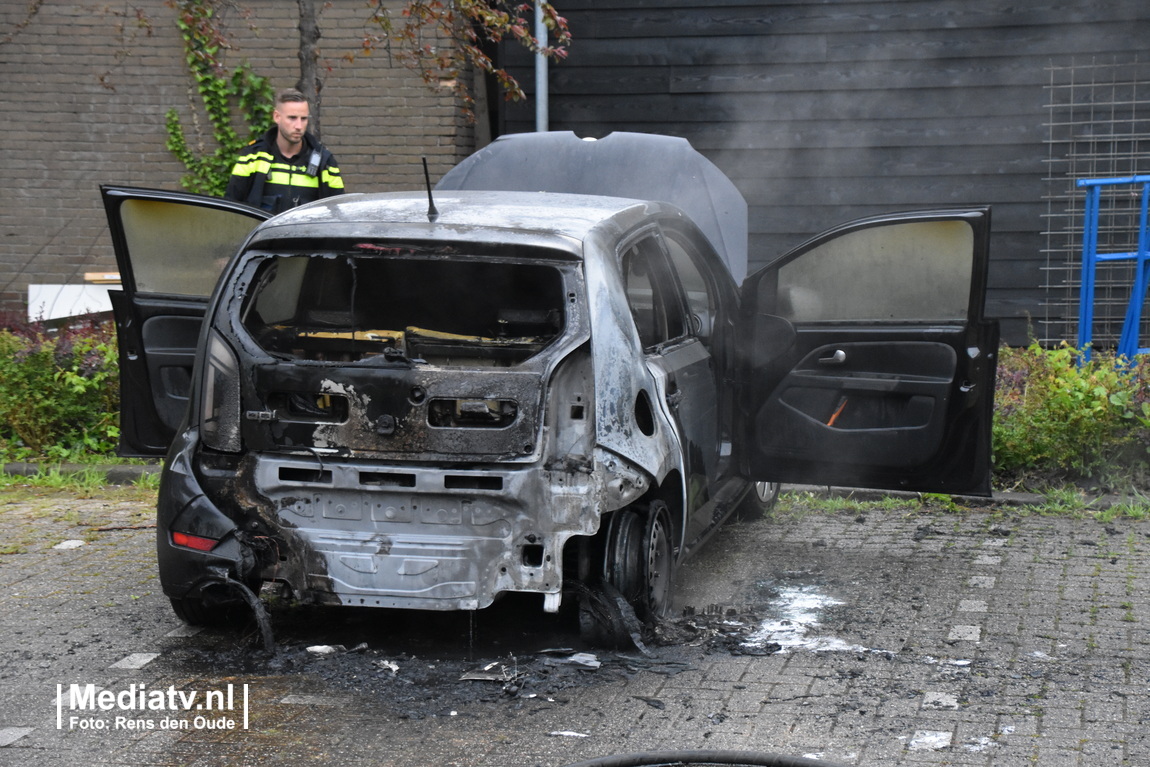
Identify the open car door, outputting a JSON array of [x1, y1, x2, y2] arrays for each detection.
[[738, 208, 998, 496], [101, 186, 268, 457]]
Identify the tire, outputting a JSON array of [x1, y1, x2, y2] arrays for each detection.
[[603, 500, 676, 620], [642, 500, 675, 619], [736, 481, 780, 521], [603, 508, 645, 608]]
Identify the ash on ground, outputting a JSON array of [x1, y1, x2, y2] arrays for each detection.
[[159, 598, 788, 720]]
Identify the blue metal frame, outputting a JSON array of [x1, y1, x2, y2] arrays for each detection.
[[1076, 175, 1150, 361]]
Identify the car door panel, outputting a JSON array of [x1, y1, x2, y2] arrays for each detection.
[[109, 291, 210, 455], [739, 208, 997, 496], [756, 335, 957, 467], [141, 312, 204, 428], [101, 186, 267, 456], [657, 337, 721, 544]]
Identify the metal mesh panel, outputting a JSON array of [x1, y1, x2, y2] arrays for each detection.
[[1043, 56, 1150, 346]]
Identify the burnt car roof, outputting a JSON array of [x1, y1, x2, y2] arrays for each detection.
[[250, 189, 667, 256]]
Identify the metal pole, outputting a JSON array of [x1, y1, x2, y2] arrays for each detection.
[[535, 0, 548, 132]]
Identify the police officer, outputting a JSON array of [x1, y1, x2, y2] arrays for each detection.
[[225, 88, 344, 213]]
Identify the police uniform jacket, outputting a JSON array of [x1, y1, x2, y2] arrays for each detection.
[[225, 127, 344, 213]]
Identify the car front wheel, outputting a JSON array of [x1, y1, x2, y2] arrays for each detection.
[[737, 481, 780, 520]]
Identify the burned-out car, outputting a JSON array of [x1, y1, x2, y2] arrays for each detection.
[[103, 132, 997, 640]]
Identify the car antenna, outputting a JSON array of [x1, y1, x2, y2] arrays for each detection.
[[422, 157, 439, 222]]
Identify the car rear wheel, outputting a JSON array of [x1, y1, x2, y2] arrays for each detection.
[[642, 501, 674, 619], [578, 499, 678, 646], [604, 500, 675, 620]]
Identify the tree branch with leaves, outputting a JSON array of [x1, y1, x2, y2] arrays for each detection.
[[356, 0, 571, 118], [164, 0, 272, 195], [163, 0, 571, 193]]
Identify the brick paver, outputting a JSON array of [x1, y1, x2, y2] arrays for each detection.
[[1, 492, 1147, 766]]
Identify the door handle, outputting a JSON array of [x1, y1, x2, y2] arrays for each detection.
[[819, 349, 846, 365]]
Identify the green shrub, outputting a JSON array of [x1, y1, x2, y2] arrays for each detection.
[[993, 342, 1150, 487], [0, 319, 120, 462], [5, 315, 1150, 489]]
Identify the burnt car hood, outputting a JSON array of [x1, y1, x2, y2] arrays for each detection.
[[436, 131, 749, 283]]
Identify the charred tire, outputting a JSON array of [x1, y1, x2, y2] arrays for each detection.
[[604, 508, 645, 609], [605, 500, 676, 620], [736, 481, 780, 521], [642, 501, 674, 619]]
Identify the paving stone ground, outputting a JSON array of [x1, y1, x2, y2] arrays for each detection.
[[0, 489, 1147, 766]]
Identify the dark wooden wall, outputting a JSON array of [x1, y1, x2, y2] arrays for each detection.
[[497, 0, 1150, 346]]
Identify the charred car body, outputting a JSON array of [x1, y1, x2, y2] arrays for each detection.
[[103, 132, 997, 637]]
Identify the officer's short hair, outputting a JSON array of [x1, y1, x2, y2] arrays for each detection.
[[276, 88, 308, 107]]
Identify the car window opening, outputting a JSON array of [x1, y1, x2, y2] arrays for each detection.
[[241, 254, 566, 366], [623, 237, 688, 350]]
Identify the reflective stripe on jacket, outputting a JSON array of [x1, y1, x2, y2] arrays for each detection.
[[225, 128, 344, 213]]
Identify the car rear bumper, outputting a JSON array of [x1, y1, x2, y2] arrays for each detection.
[[155, 428, 246, 601], [253, 453, 603, 611], [156, 426, 654, 613]]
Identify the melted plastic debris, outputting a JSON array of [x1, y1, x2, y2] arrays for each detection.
[[543, 652, 601, 669], [373, 659, 400, 674], [460, 660, 523, 682], [307, 644, 344, 655]]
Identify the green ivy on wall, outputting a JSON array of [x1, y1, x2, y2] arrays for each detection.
[[164, 0, 273, 196]]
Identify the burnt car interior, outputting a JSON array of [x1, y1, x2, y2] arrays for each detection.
[[241, 252, 566, 367]]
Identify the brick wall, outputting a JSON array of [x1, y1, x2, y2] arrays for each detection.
[[0, 1, 475, 315]]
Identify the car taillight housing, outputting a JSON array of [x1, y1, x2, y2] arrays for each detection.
[[171, 531, 219, 552], [201, 330, 242, 452]]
